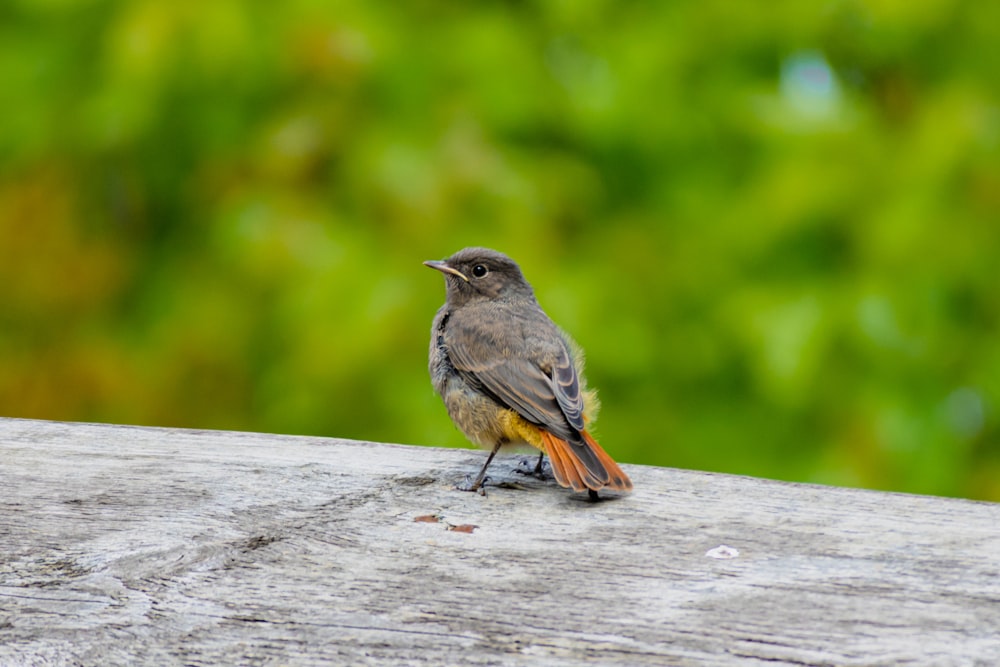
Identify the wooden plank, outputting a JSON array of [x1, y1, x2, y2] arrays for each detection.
[[1, 417, 999, 666]]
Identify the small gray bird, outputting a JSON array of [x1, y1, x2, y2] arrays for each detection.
[[425, 247, 632, 495]]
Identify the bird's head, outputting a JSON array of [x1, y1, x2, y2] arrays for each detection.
[[424, 247, 536, 305]]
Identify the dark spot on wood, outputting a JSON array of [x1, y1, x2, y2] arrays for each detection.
[[243, 535, 280, 551], [394, 475, 437, 487]]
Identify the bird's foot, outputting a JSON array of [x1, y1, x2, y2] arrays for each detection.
[[455, 475, 489, 496], [515, 456, 550, 481]]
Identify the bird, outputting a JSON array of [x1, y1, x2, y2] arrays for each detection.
[[424, 247, 632, 497]]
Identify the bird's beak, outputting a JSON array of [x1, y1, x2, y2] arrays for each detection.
[[423, 260, 469, 282]]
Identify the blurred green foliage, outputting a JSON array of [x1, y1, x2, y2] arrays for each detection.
[[2, 0, 999, 500]]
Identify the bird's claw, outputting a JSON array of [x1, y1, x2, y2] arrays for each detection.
[[455, 475, 490, 495], [514, 456, 550, 480]]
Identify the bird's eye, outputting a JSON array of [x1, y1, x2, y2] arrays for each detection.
[[471, 264, 488, 278]]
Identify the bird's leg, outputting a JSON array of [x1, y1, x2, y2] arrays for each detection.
[[533, 451, 545, 475], [457, 440, 503, 494]]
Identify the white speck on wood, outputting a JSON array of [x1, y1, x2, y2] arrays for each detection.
[[2, 417, 999, 665], [705, 545, 740, 560]]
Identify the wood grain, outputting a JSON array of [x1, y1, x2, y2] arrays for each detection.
[[2, 417, 999, 665]]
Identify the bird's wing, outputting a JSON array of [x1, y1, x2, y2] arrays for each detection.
[[548, 341, 586, 432], [444, 310, 585, 439]]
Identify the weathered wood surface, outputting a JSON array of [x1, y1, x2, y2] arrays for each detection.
[[1, 417, 999, 666]]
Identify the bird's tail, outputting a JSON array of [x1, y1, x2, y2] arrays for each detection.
[[539, 429, 633, 493]]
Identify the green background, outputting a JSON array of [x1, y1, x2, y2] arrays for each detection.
[[3, 0, 999, 500]]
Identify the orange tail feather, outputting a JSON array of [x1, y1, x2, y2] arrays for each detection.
[[581, 430, 633, 491], [539, 429, 633, 493], [541, 431, 586, 491]]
